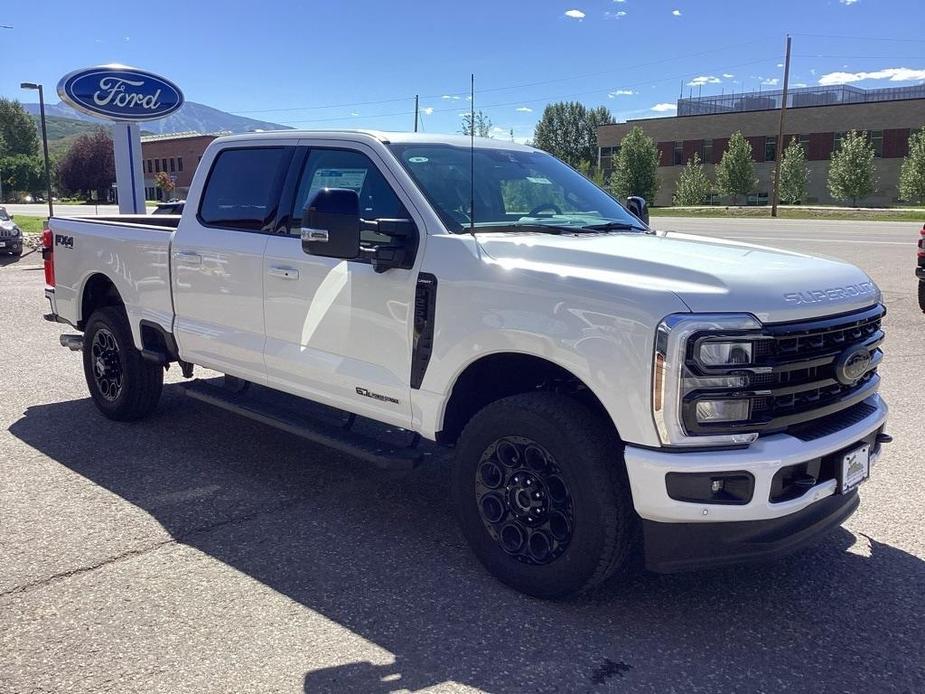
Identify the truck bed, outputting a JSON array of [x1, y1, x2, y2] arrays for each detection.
[[48, 215, 177, 349]]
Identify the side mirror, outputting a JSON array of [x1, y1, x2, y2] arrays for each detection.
[[301, 188, 360, 259], [626, 196, 649, 225]]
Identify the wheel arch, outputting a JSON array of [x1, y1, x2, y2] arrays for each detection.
[[436, 351, 619, 445], [78, 273, 124, 329]]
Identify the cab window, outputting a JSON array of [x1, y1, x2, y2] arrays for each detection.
[[198, 147, 289, 231], [288, 149, 408, 248]]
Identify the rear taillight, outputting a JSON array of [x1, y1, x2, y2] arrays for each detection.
[[41, 227, 55, 287]]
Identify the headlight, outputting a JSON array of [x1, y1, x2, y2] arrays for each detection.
[[12, 226, 21, 236], [653, 314, 762, 447]]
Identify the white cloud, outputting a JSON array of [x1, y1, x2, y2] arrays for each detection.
[[608, 89, 636, 97], [651, 103, 677, 112], [722, 73, 735, 79], [762, 77, 780, 86], [840, 0, 859, 5], [613, 0, 626, 3], [792, 82, 808, 88], [516, 106, 533, 112], [818, 66, 925, 85], [605, 9, 627, 17], [421, 106, 434, 115], [441, 95, 460, 100], [777, 63, 784, 68], [671, 9, 681, 15], [564, 9, 585, 19], [350, 111, 359, 116], [687, 75, 721, 87]]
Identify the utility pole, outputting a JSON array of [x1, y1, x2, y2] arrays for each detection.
[[414, 94, 419, 132], [771, 34, 792, 218]]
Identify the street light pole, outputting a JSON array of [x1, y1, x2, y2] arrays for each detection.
[[20, 82, 54, 218]]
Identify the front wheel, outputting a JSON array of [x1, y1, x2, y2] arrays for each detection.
[[453, 392, 637, 598], [82, 306, 163, 421], [918, 280, 925, 313]]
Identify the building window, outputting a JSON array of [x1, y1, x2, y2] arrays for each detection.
[[178, 157, 184, 172], [170, 158, 176, 173], [162, 159, 168, 173], [155, 159, 160, 173], [599, 146, 619, 173], [765, 136, 777, 162], [147, 160, 153, 174], [702, 139, 713, 164], [799, 133, 810, 150], [834, 132, 847, 152], [870, 130, 883, 158], [673, 141, 684, 166]]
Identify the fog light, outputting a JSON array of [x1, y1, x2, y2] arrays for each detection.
[[695, 399, 751, 423], [666, 471, 754, 505], [699, 341, 752, 366]]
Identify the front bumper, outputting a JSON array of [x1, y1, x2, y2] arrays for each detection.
[[624, 393, 887, 570]]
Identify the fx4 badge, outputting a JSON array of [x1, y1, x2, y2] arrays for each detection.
[[55, 234, 74, 249], [355, 387, 400, 405]]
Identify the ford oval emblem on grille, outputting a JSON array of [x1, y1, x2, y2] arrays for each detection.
[[835, 346, 872, 385]]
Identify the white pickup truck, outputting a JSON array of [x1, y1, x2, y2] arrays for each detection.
[[43, 130, 890, 598]]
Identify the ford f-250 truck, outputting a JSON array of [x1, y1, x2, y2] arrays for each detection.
[[42, 130, 891, 598]]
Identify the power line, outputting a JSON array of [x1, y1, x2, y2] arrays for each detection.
[[275, 56, 779, 126], [792, 32, 925, 44], [232, 38, 775, 116]]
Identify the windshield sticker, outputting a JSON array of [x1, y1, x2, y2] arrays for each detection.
[[307, 168, 368, 202], [408, 156, 429, 163], [526, 176, 552, 185]]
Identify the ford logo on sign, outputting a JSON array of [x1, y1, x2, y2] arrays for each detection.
[[57, 64, 183, 122]]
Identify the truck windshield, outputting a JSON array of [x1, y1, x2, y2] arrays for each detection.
[[389, 144, 646, 233]]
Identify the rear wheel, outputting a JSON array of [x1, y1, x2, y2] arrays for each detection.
[[453, 392, 636, 598], [82, 306, 163, 421], [918, 280, 925, 313]]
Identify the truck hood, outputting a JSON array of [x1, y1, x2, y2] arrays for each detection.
[[475, 230, 880, 322]]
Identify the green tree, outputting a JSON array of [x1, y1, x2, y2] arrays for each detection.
[[673, 153, 710, 206], [0, 98, 40, 157], [899, 127, 925, 204], [460, 110, 493, 138], [715, 131, 757, 205], [56, 128, 115, 200], [828, 130, 875, 206], [608, 126, 660, 203], [1, 153, 43, 197], [777, 137, 808, 204], [532, 102, 614, 167]]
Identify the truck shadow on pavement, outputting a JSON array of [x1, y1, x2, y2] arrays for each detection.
[[9, 386, 925, 692]]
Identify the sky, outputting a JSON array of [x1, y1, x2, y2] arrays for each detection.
[[1, 0, 924, 142]]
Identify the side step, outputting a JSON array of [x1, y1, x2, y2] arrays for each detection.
[[182, 378, 430, 471]]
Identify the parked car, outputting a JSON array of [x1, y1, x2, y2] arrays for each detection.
[[917, 224, 925, 312], [0, 207, 23, 256], [152, 200, 185, 215], [41, 130, 890, 598]]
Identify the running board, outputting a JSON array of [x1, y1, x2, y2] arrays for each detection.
[[182, 378, 428, 471]]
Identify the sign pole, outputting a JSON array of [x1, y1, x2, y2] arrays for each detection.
[[111, 122, 145, 214]]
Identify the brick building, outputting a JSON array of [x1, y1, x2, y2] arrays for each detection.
[[597, 83, 925, 206], [140, 131, 229, 200]]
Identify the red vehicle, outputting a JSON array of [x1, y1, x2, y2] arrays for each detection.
[[917, 224, 925, 312]]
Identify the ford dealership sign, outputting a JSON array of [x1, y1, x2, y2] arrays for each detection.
[[57, 65, 183, 121]]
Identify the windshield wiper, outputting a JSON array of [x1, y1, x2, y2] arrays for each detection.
[[470, 223, 565, 235], [580, 221, 647, 232]]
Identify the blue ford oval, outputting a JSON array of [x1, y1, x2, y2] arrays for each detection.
[[57, 65, 184, 122]]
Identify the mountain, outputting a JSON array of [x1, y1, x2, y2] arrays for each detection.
[[22, 100, 291, 135]]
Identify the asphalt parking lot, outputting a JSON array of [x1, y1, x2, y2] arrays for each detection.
[[1, 218, 923, 693]]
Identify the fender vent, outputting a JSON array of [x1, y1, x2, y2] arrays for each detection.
[[411, 273, 437, 389]]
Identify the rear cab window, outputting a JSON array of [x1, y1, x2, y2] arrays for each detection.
[[198, 147, 290, 231]]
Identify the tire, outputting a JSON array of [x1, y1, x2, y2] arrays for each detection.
[[82, 306, 163, 421], [453, 392, 637, 598], [918, 280, 925, 313]]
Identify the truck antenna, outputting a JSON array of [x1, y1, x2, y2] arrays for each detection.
[[469, 73, 476, 236]]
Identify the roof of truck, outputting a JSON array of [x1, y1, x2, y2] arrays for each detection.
[[213, 129, 538, 151]]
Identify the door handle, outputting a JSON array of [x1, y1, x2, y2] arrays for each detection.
[[268, 266, 299, 280], [174, 250, 202, 266]]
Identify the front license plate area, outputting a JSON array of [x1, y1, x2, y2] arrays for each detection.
[[840, 444, 870, 493]]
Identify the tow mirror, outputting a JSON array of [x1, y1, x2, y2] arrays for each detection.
[[626, 196, 649, 225], [301, 188, 360, 259]]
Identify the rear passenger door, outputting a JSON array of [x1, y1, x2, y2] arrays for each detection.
[[262, 143, 421, 427], [172, 145, 292, 383]]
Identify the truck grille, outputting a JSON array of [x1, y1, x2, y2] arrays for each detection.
[[682, 305, 884, 437]]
